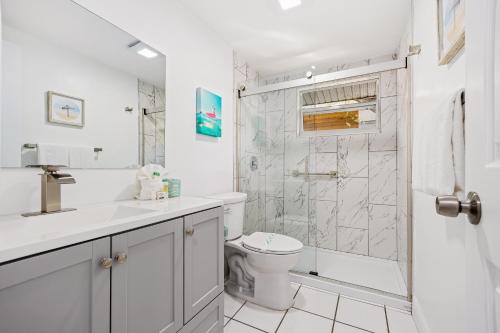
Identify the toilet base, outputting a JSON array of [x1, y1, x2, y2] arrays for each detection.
[[224, 235, 302, 310], [225, 279, 296, 310]]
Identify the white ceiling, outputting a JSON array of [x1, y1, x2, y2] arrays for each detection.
[[182, 0, 411, 75], [2, 0, 166, 87]]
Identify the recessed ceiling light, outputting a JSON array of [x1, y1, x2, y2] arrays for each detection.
[[278, 0, 301, 10], [137, 47, 158, 59], [128, 41, 159, 59]]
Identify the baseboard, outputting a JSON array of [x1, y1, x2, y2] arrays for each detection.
[[412, 296, 431, 333]]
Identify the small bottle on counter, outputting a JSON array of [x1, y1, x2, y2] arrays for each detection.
[[162, 178, 169, 197]]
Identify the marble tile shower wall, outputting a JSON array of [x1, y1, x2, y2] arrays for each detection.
[[238, 69, 401, 261], [139, 80, 166, 166], [396, 35, 412, 284]]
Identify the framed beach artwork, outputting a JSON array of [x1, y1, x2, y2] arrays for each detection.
[[196, 88, 222, 137], [437, 0, 465, 65], [47, 91, 84, 127]]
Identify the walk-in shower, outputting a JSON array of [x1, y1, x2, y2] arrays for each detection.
[[234, 59, 412, 299], [139, 79, 166, 166]]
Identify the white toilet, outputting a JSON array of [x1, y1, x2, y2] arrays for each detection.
[[206, 192, 303, 310]]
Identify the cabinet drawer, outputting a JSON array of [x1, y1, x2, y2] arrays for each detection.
[[179, 292, 224, 333]]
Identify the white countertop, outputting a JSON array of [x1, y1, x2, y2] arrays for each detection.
[[0, 196, 223, 264]]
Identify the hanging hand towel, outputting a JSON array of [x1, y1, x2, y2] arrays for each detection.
[[36, 143, 69, 166], [451, 90, 465, 197], [69, 146, 94, 168], [413, 89, 465, 196]]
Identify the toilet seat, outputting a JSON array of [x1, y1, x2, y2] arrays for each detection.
[[242, 232, 303, 255]]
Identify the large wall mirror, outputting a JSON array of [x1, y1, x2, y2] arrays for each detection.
[[1, 0, 166, 168]]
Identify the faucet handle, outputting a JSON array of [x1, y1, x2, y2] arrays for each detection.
[[40, 165, 64, 173], [52, 172, 73, 178]]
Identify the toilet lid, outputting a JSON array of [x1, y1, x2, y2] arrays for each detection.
[[242, 232, 303, 255]]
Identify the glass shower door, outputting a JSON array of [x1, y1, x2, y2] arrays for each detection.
[[237, 85, 319, 275], [282, 84, 317, 274]]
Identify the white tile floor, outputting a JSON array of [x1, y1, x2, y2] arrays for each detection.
[[296, 247, 408, 296], [224, 283, 418, 333]]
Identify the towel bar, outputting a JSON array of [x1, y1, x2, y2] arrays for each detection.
[[291, 170, 337, 178], [23, 143, 103, 153]]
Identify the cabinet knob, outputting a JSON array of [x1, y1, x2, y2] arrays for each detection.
[[185, 227, 195, 236], [114, 252, 128, 264], [99, 257, 113, 269]]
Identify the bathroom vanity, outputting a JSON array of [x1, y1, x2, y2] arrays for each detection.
[[0, 197, 224, 333]]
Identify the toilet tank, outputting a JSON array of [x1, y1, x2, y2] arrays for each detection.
[[206, 192, 247, 240]]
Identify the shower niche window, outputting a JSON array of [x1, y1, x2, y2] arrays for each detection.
[[298, 78, 380, 136]]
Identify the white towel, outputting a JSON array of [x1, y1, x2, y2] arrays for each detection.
[[69, 146, 94, 168], [413, 89, 465, 196], [451, 90, 465, 197], [36, 143, 69, 166]]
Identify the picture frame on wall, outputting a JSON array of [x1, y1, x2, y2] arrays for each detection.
[[47, 91, 85, 127], [437, 0, 465, 65], [196, 88, 222, 138]]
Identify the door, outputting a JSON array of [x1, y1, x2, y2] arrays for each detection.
[[465, 0, 500, 332], [111, 219, 183, 333], [0, 238, 110, 333], [184, 207, 224, 323]]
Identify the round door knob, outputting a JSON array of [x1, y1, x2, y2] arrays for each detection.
[[435, 195, 461, 217], [99, 257, 113, 269], [114, 252, 127, 264], [185, 227, 195, 236], [435, 191, 481, 225]]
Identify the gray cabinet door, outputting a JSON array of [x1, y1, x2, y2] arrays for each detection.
[[111, 218, 183, 333], [0, 238, 111, 333], [179, 293, 224, 333], [184, 207, 224, 323]]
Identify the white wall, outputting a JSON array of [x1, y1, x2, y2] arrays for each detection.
[[2, 25, 139, 168], [75, 0, 234, 197], [0, 0, 234, 216], [411, 1, 466, 332]]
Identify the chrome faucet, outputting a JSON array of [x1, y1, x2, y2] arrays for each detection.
[[22, 165, 76, 217]]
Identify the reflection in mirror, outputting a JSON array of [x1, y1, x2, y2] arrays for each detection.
[[1, 0, 166, 168]]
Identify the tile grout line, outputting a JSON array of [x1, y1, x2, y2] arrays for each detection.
[[331, 293, 341, 332], [335, 320, 376, 333], [230, 300, 247, 320], [224, 295, 246, 328], [336, 136, 339, 253], [274, 308, 290, 333], [231, 317, 269, 333], [274, 284, 301, 333], [384, 305, 390, 333], [367, 132, 371, 257], [290, 306, 335, 321]]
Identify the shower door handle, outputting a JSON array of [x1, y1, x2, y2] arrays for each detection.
[[435, 191, 482, 225]]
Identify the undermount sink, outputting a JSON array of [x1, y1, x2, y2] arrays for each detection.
[[1, 204, 158, 239], [108, 205, 157, 221], [54, 204, 157, 226]]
